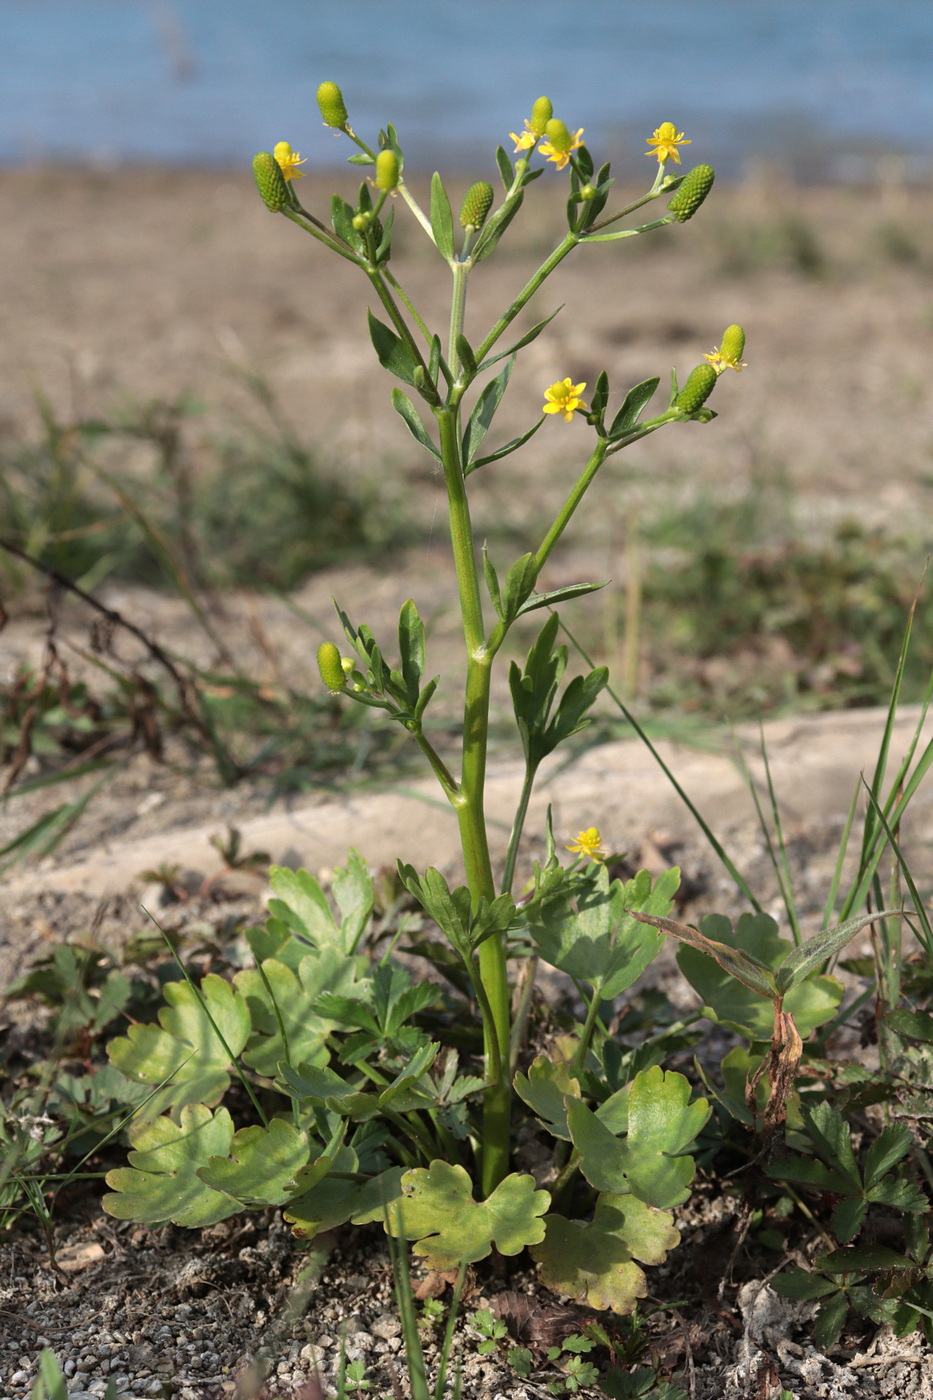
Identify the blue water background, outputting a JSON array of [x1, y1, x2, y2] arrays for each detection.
[[2, 0, 931, 179]]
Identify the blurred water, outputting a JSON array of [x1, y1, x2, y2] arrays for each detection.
[[2, 0, 931, 179]]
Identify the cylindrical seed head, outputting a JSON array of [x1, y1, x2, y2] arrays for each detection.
[[667, 164, 715, 222], [720, 324, 746, 362], [375, 150, 400, 191], [317, 642, 347, 693], [459, 181, 494, 231], [317, 81, 349, 128], [252, 152, 289, 212], [543, 118, 573, 154], [675, 364, 718, 413], [530, 97, 553, 135]]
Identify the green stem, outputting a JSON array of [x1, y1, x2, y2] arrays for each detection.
[[397, 180, 435, 241], [570, 984, 605, 1074], [448, 261, 470, 379], [475, 231, 579, 364], [384, 267, 434, 347], [534, 440, 609, 571], [410, 729, 459, 799], [281, 206, 361, 264], [435, 405, 511, 1195], [367, 267, 431, 378], [501, 761, 538, 896]]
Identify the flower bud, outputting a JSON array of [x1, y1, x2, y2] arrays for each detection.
[[317, 642, 347, 693], [317, 80, 349, 129], [667, 164, 715, 222], [529, 96, 553, 135], [675, 364, 717, 413], [543, 118, 573, 155], [459, 181, 494, 231], [375, 149, 400, 191], [252, 152, 289, 212], [720, 324, 746, 363]]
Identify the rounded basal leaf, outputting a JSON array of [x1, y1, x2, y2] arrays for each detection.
[[198, 1118, 313, 1206], [386, 1161, 550, 1268], [532, 1195, 679, 1314], [106, 974, 251, 1116], [102, 1105, 239, 1227], [567, 1067, 709, 1209], [528, 865, 677, 998]]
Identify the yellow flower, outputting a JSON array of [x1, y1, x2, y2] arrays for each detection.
[[703, 346, 747, 375], [543, 378, 588, 422], [646, 122, 691, 165], [538, 119, 584, 171], [273, 141, 307, 182], [510, 124, 538, 152], [566, 827, 607, 862]]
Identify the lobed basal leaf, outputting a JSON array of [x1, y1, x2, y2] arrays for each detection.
[[106, 973, 251, 1118], [103, 1104, 239, 1227], [383, 1160, 550, 1269], [533, 1194, 680, 1313]]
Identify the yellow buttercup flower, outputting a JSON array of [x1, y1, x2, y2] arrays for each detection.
[[703, 347, 747, 375], [646, 122, 691, 165], [543, 378, 588, 422], [538, 119, 584, 171], [566, 827, 607, 862], [510, 123, 538, 152], [273, 141, 307, 182]]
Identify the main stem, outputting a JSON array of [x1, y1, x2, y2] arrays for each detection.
[[435, 407, 511, 1195]]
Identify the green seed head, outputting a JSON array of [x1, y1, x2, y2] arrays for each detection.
[[530, 96, 553, 136], [675, 364, 718, 414], [667, 164, 715, 222], [252, 152, 289, 212], [459, 181, 494, 231], [317, 80, 349, 129], [720, 324, 746, 363], [375, 150, 400, 191], [544, 118, 572, 154], [317, 642, 347, 693]]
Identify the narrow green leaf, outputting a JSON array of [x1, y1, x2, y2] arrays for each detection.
[[500, 553, 539, 624], [477, 309, 562, 372], [472, 190, 524, 262], [430, 172, 455, 259], [462, 357, 515, 465], [775, 910, 902, 994], [771, 1269, 840, 1301], [886, 1008, 933, 1042], [398, 599, 425, 706], [367, 310, 419, 386], [483, 545, 503, 620], [495, 146, 513, 189], [515, 580, 608, 617], [455, 334, 477, 378], [631, 910, 779, 999], [816, 1245, 914, 1274], [391, 389, 441, 460], [466, 415, 544, 473], [608, 378, 661, 439]]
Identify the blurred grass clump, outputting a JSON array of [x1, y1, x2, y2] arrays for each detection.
[[0, 384, 408, 598]]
